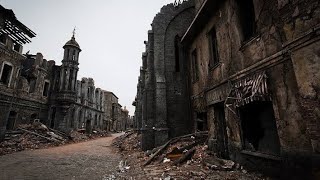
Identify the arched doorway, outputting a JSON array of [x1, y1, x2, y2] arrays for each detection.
[[6, 111, 17, 130]]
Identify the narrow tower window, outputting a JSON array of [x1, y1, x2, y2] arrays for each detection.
[[174, 36, 180, 72]]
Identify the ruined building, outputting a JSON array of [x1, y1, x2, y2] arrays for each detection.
[[0, 5, 129, 140], [134, 0, 320, 175], [103, 90, 129, 132], [134, 0, 195, 150]]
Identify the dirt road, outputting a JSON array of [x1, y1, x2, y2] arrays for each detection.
[[0, 133, 123, 180]]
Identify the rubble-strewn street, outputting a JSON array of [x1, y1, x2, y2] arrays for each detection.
[[0, 122, 111, 156], [112, 132, 272, 179], [0, 133, 123, 180]]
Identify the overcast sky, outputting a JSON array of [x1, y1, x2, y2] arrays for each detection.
[[0, 0, 174, 115]]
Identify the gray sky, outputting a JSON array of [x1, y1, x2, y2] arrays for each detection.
[[0, 0, 173, 115]]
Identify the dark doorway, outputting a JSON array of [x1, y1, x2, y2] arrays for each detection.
[[50, 108, 56, 128], [196, 112, 207, 131], [214, 103, 229, 159], [86, 120, 91, 134], [6, 111, 17, 130], [239, 101, 280, 155]]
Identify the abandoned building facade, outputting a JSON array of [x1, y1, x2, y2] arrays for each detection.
[[134, 0, 320, 174], [0, 5, 130, 140]]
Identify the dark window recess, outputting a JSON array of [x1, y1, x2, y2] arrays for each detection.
[[196, 112, 207, 131], [239, 101, 281, 155], [191, 49, 199, 82], [0, 34, 7, 44], [174, 36, 180, 72], [209, 28, 219, 68], [6, 111, 17, 130], [43, 82, 50, 97], [95, 115, 98, 126], [238, 0, 256, 41], [13, 42, 21, 52], [66, 49, 70, 59], [72, 50, 76, 60], [29, 79, 37, 93], [0, 64, 13, 85]]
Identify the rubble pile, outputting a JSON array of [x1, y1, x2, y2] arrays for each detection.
[[0, 122, 111, 156], [0, 122, 67, 155], [112, 132, 270, 179]]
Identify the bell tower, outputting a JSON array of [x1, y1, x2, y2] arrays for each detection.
[[55, 30, 81, 132], [59, 30, 81, 93]]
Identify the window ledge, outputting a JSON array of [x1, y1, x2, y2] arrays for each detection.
[[209, 62, 221, 71], [239, 34, 261, 52], [241, 150, 281, 161]]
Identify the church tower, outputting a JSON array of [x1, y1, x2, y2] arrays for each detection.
[[59, 31, 81, 93], [55, 31, 81, 131]]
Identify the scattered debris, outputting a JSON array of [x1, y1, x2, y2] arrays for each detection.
[[0, 122, 111, 156], [112, 131, 270, 179]]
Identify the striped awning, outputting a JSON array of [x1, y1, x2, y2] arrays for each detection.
[[225, 71, 271, 115]]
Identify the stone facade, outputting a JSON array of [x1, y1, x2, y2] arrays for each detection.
[[134, 0, 196, 150], [134, 0, 320, 175], [0, 5, 129, 139]]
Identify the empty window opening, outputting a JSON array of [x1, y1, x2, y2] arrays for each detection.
[[72, 50, 76, 61], [196, 112, 207, 131], [208, 28, 219, 68], [43, 82, 50, 97], [0, 34, 6, 44], [174, 36, 180, 72], [13, 42, 21, 52], [66, 49, 70, 59], [238, 0, 256, 41], [239, 101, 280, 155], [191, 49, 199, 82], [0, 64, 13, 85], [29, 79, 37, 93], [6, 111, 17, 130], [214, 103, 229, 159]]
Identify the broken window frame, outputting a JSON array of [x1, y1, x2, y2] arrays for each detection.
[[42, 81, 50, 97], [0, 62, 14, 87]]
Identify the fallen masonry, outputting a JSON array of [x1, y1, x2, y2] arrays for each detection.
[[0, 122, 110, 156], [112, 132, 269, 179]]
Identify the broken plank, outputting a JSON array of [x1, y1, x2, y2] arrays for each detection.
[[18, 128, 60, 143]]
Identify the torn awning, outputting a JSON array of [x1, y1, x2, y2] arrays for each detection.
[[225, 71, 271, 115]]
